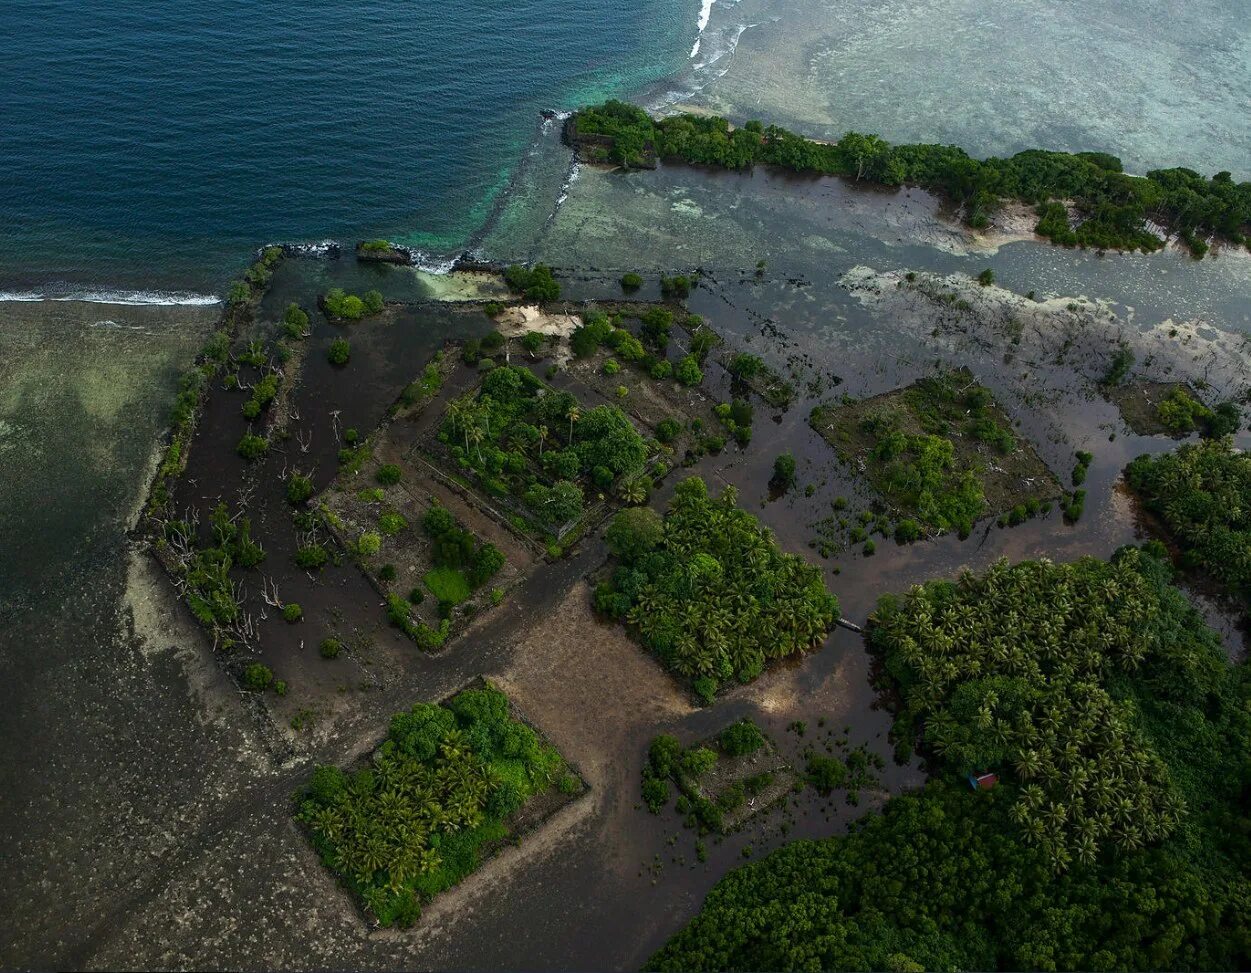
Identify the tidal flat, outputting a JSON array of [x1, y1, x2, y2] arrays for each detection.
[[3, 194, 1246, 964]]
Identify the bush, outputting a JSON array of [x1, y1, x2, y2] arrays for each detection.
[[243, 663, 274, 691], [806, 753, 847, 793], [378, 564, 397, 582], [894, 519, 922, 543], [521, 331, 544, 356], [606, 507, 664, 560], [282, 603, 303, 623], [378, 512, 408, 536], [327, 338, 350, 366], [295, 544, 329, 570], [642, 774, 669, 813], [660, 274, 692, 298], [603, 358, 621, 376], [504, 264, 560, 302], [621, 272, 643, 291], [363, 290, 384, 314], [376, 463, 402, 485], [976, 268, 995, 286], [357, 532, 382, 557], [287, 473, 314, 505], [675, 355, 703, 386], [720, 719, 766, 757], [649, 734, 683, 777], [319, 638, 342, 659], [236, 434, 268, 460], [656, 417, 681, 443], [681, 746, 718, 778], [770, 453, 797, 491]]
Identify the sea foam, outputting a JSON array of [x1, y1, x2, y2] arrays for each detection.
[[0, 289, 221, 306]]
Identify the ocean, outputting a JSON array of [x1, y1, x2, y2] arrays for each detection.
[[0, 0, 703, 295]]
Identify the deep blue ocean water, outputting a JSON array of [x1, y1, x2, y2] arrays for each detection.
[[0, 0, 694, 292]]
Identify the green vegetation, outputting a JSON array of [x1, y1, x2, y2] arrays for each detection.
[[503, 264, 560, 302], [770, 453, 797, 492], [641, 720, 790, 832], [282, 603, 303, 623], [282, 302, 310, 340], [295, 543, 329, 571], [652, 547, 1251, 971], [574, 101, 1251, 254], [242, 663, 274, 691], [438, 365, 649, 531], [1102, 344, 1134, 387], [719, 719, 766, 757], [621, 272, 643, 291], [359, 239, 391, 253], [1127, 439, 1251, 608], [319, 637, 343, 659], [976, 268, 996, 286], [296, 683, 573, 927], [236, 433, 268, 460], [324, 287, 384, 320], [376, 463, 402, 486], [327, 338, 351, 366], [810, 370, 1052, 538], [1154, 387, 1242, 437], [423, 566, 473, 605], [595, 477, 838, 699], [1072, 450, 1093, 486], [241, 372, 279, 420]]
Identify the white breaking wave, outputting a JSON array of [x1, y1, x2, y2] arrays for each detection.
[[0, 288, 221, 306], [691, 0, 716, 57], [408, 251, 459, 275]]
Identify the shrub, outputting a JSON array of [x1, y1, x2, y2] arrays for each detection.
[[357, 532, 382, 557], [363, 290, 384, 314], [660, 274, 692, 298], [603, 358, 621, 376], [976, 268, 995, 286], [642, 774, 669, 813], [656, 417, 681, 443], [236, 434, 268, 460], [806, 754, 847, 793], [378, 512, 408, 535], [483, 301, 504, 318], [327, 338, 350, 365], [771, 453, 797, 491], [282, 603, 303, 623], [675, 354, 703, 386], [681, 746, 718, 778], [295, 544, 329, 570], [649, 734, 683, 778], [243, 663, 274, 691], [606, 507, 664, 560], [719, 719, 766, 757], [319, 638, 342, 659], [376, 463, 402, 485], [894, 519, 922, 543], [287, 473, 314, 505], [521, 331, 544, 356], [621, 272, 643, 291]]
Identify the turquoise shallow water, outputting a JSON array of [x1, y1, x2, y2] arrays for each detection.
[[0, 0, 694, 292]]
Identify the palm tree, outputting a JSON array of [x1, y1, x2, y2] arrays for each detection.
[[538, 424, 549, 458], [567, 405, 581, 444]]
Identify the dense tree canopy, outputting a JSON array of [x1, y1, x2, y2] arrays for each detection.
[[596, 476, 838, 701], [1126, 439, 1251, 608], [651, 548, 1251, 971], [297, 684, 571, 928]]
